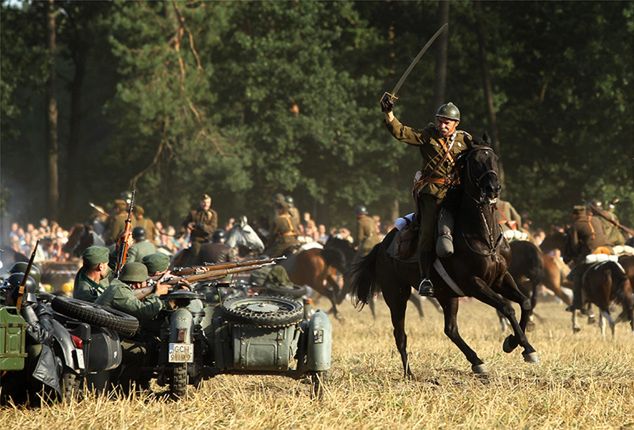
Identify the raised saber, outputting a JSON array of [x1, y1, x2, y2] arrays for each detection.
[[384, 23, 448, 102]]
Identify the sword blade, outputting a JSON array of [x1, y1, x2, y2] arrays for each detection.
[[391, 23, 448, 98]]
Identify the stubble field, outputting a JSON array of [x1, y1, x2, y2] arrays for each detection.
[[2, 297, 633, 430]]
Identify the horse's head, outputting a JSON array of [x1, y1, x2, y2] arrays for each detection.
[[324, 236, 356, 270], [457, 145, 501, 206]]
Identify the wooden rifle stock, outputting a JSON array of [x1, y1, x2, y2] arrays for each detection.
[[15, 240, 39, 311], [172, 256, 285, 276], [114, 189, 136, 278], [180, 261, 277, 283]]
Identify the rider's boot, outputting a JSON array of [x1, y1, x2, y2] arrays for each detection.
[[417, 251, 435, 297], [436, 207, 454, 258]]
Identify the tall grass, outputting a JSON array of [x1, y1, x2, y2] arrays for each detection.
[[2, 299, 633, 430]]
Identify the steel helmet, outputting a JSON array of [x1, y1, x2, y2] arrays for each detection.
[[212, 229, 226, 243], [436, 102, 460, 121], [9, 262, 42, 284], [355, 205, 368, 216], [3, 272, 38, 305], [132, 227, 146, 241]]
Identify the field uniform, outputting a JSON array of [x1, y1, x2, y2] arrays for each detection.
[[356, 214, 380, 257], [266, 212, 299, 258], [73, 246, 111, 302], [385, 115, 473, 293], [496, 199, 522, 232]]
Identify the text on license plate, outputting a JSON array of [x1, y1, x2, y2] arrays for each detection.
[[168, 343, 193, 363]]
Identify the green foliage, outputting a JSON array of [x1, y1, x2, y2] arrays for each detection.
[[1, 0, 632, 231]]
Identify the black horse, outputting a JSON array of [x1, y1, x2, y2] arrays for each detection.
[[63, 224, 105, 258], [351, 145, 538, 377]]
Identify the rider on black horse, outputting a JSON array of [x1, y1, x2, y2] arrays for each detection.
[[380, 94, 474, 296]]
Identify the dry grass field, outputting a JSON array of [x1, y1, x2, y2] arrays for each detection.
[[2, 297, 633, 430]]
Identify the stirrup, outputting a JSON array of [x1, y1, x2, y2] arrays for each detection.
[[417, 278, 434, 297]]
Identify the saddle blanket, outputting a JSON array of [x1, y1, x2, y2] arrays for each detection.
[[395, 213, 416, 231], [503, 229, 529, 242]]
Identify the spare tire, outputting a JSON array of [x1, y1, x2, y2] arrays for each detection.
[[221, 296, 303, 327], [264, 283, 307, 299], [51, 296, 139, 337]]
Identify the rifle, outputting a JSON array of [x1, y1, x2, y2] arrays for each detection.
[[15, 240, 40, 311], [589, 204, 634, 237], [172, 256, 286, 276], [132, 260, 279, 299], [114, 189, 136, 278]]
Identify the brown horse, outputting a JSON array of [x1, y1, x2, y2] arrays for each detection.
[[351, 145, 538, 377], [284, 237, 356, 320], [574, 260, 633, 337]]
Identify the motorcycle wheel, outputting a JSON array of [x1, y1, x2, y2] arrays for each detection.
[[170, 363, 188, 398], [221, 296, 303, 327], [51, 296, 139, 337], [264, 284, 307, 299]]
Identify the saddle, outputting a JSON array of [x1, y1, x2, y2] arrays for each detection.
[[396, 222, 419, 260]]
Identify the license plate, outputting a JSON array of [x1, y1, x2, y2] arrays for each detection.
[[168, 343, 193, 363], [75, 349, 85, 369]]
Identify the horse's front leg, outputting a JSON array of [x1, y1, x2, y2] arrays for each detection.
[[496, 271, 533, 337], [438, 295, 488, 375], [472, 276, 539, 363]]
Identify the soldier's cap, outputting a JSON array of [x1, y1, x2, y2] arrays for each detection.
[[273, 193, 286, 204], [119, 262, 148, 283], [135, 205, 145, 216], [82, 245, 110, 266], [142, 253, 170, 274], [572, 205, 587, 215], [114, 199, 127, 209], [201, 193, 212, 201]]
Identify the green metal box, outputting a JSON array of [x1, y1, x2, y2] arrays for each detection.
[[0, 306, 28, 371]]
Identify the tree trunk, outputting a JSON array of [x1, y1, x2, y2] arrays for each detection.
[[389, 197, 400, 225], [432, 0, 449, 112], [46, 0, 59, 221], [474, 1, 505, 188], [65, 41, 87, 223]]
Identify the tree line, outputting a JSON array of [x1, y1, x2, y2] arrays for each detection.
[[1, 0, 632, 232]]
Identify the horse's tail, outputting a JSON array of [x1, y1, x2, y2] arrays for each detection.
[[349, 243, 381, 309]]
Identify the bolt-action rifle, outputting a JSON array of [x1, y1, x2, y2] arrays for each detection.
[[172, 256, 286, 276], [114, 190, 136, 278], [15, 240, 40, 311], [133, 258, 281, 299]]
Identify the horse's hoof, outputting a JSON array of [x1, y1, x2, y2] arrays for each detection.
[[526, 320, 536, 332], [522, 352, 540, 363], [587, 315, 596, 325], [573, 326, 581, 334], [472, 363, 488, 375], [502, 335, 518, 353]]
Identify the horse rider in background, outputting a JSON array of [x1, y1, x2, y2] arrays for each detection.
[[564, 205, 610, 313], [354, 205, 380, 261]]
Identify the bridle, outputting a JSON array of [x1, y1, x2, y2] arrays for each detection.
[[459, 146, 503, 259]]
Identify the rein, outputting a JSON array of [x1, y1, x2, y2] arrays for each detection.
[[459, 147, 503, 260]]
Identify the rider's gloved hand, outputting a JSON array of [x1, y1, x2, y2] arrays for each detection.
[[380, 92, 395, 113]]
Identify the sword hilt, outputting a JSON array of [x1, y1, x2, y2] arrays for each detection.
[[381, 92, 399, 103]]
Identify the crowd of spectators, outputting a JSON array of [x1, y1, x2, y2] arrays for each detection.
[[3, 205, 392, 265]]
